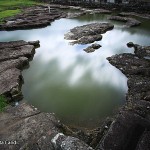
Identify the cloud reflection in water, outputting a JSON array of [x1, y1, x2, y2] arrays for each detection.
[[0, 17, 150, 128]]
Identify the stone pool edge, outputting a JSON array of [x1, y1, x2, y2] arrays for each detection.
[[0, 41, 149, 150], [0, 4, 150, 149]]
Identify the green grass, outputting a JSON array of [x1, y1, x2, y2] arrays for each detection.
[[0, 0, 42, 23], [0, 95, 7, 112], [0, 0, 40, 8], [0, 9, 21, 21]]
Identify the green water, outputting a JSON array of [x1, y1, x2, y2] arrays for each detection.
[[0, 12, 149, 128]]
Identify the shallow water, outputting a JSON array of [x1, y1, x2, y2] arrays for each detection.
[[0, 12, 150, 128]]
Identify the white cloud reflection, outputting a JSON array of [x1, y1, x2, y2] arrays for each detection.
[[1, 16, 150, 127], [1, 18, 149, 91]]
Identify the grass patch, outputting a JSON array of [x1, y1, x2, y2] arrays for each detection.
[[0, 95, 7, 112], [0, 0, 42, 23], [0, 0, 40, 9], [0, 9, 21, 23]]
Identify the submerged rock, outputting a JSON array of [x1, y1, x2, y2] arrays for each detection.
[[0, 40, 40, 102], [65, 23, 114, 45], [109, 15, 141, 27], [0, 5, 66, 31], [84, 43, 101, 53]]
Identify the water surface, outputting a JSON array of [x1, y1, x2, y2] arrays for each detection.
[[0, 13, 150, 128]]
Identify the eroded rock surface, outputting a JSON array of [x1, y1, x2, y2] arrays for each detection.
[[96, 43, 150, 150], [0, 40, 39, 102], [0, 102, 58, 150], [0, 102, 96, 150], [65, 23, 113, 53], [65, 23, 114, 44], [109, 15, 141, 27], [0, 5, 66, 31], [65, 23, 113, 43], [127, 42, 150, 58]]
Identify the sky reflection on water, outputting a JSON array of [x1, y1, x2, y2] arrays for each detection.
[[0, 14, 150, 128]]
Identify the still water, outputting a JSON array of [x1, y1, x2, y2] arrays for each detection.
[[0, 13, 150, 128]]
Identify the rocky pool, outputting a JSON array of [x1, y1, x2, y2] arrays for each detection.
[[0, 12, 150, 128]]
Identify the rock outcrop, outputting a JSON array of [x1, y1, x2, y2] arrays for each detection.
[[109, 15, 141, 27], [127, 42, 150, 58], [119, 12, 150, 20], [80, 8, 111, 15], [84, 43, 101, 53], [0, 40, 39, 102], [65, 23, 113, 53], [0, 102, 95, 150], [96, 43, 150, 150], [0, 5, 66, 31], [65, 23, 114, 44]]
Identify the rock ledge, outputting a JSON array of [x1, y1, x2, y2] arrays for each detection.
[[0, 40, 39, 102]]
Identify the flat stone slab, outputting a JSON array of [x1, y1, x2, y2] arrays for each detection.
[[0, 102, 94, 150], [0, 40, 39, 102], [109, 15, 141, 27], [67, 7, 111, 18], [67, 12, 86, 19], [81, 8, 112, 14], [65, 23, 113, 53], [0, 102, 60, 150], [119, 12, 150, 20], [68, 5, 111, 14], [107, 53, 150, 76], [65, 23, 114, 45], [0, 5, 66, 31]]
